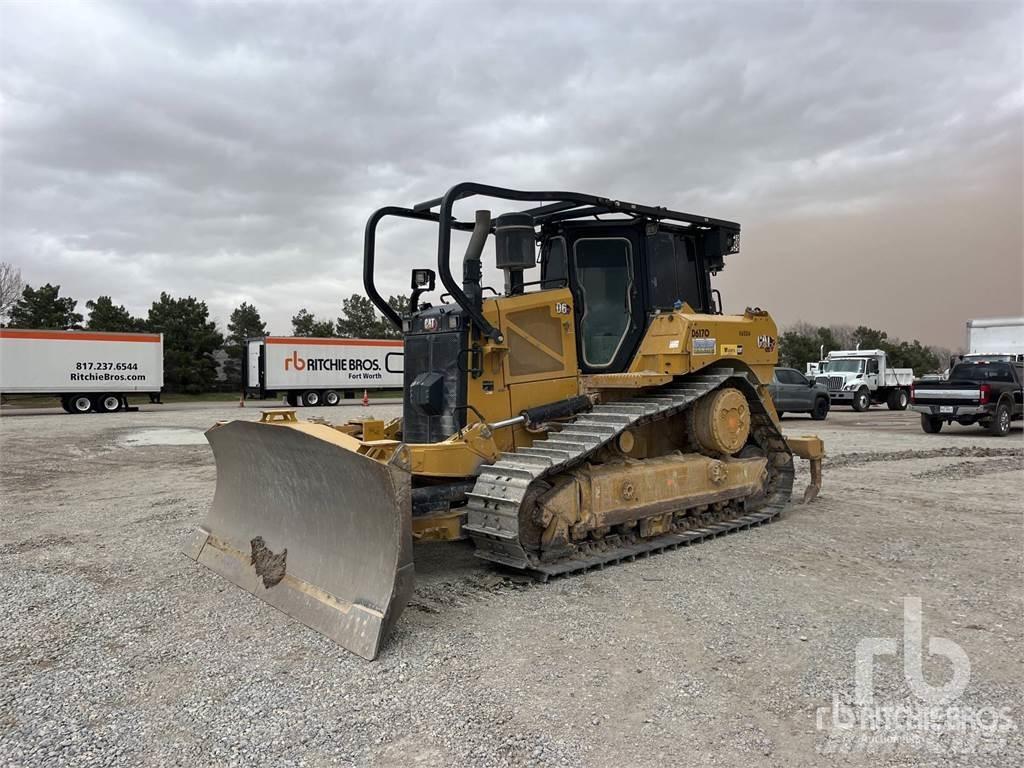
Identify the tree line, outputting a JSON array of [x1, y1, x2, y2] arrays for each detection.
[[0, 262, 954, 393], [778, 322, 952, 374], [0, 264, 408, 394]]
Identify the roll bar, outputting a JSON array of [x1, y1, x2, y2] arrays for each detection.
[[364, 182, 740, 341]]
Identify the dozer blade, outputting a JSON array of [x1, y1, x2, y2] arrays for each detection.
[[184, 420, 414, 660]]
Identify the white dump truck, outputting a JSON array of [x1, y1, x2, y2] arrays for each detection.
[[813, 348, 914, 411], [245, 336, 403, 406], [0, 328, 164, 413], [963, 317, 1024, 362]]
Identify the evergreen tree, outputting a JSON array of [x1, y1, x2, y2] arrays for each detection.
[[336, 293, 409, 339], [85, 296, 143, 332], [223, 302, 268, 388], [291, 308, 336, 337], [336, 295, 382, 338], [145, 293, 223, 393], [7, 283, 83, 329]]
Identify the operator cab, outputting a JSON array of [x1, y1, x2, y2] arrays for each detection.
[[538, 218, 726, 373]]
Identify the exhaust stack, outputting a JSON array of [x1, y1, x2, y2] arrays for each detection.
[[462, 210, 491, 312]]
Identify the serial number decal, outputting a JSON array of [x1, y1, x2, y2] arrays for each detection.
[[691, 328, 711, 338], [693, 338, 717, 355], [756, 335, 777, 351], [75, 362, 140, 371], [738, 330, 751, 337], [554, 302, 571, 315]]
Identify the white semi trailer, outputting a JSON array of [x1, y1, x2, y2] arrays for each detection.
[[0, 328, 164, 413], [245, 336, 403, 406], [964, 317, 1024, 362]]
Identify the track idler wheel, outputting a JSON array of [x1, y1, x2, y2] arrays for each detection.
[[693, 387, 751, 456]]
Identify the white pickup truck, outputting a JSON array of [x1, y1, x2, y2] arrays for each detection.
[[813, 349, 914, 411]]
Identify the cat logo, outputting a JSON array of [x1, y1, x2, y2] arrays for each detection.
[[756, 335, 776, 351]]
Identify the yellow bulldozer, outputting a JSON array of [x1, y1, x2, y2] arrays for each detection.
[[185, 183, 824, 659]]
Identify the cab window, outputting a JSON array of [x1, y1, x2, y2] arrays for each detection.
[[541, 237, 567, 289], [646, 233, 703, 311], [574, 238, 632, 368]]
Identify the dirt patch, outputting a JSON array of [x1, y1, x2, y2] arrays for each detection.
[[250, 536, 287, 588], [1, 402, 1021, 767], [911, 455, 1024, 480], [826, 445, 1022, 470]]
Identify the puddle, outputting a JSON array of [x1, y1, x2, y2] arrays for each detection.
[[120, 428, 208, 446]]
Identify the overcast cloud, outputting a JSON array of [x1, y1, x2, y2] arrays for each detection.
[[1, 0, 1020, 347]]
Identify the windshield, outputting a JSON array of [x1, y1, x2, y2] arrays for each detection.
[[949, 362, 1015, 383], [823, 359, 864, 374]]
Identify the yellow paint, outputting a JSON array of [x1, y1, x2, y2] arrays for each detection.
[[626, 308, 778, 384]]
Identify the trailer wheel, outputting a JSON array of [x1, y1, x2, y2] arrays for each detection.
[[323, 390, 340, 406], [285, 392, 298, 407], [69, 395, 93, 414], [94, 394, 122, 413], [60, 396, 74, 413], [301, 390, 321, 407]]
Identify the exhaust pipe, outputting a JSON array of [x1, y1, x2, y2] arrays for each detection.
[[462, 210, 491, 312]]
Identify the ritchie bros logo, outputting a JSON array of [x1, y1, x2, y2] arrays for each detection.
[[284, 350, 381, 372]]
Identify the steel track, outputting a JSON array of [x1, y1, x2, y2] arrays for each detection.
[[463, 369, 795, 578]]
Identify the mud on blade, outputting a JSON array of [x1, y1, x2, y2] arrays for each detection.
[[184, 420, 414, 660]]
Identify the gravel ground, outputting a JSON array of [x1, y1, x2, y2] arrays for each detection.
[[1, 403, 1021, 767]]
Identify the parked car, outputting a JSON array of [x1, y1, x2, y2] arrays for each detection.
[[769, 367, 830, 420], [910, 360, 1023, 436]]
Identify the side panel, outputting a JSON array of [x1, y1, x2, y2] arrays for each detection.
[[262, 337, 403, 391], [627, 310, 779, 385], [968, 318, 1024, 356], [0, 329, 163, 393], [467, 289, 580, 451]]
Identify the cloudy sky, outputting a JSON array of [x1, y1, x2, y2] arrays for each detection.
[[1, 0, 1021, 348]]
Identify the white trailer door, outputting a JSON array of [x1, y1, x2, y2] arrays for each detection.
[[246, 340, 263, 389]]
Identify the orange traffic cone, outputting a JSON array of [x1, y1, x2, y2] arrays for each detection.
[[238, 392, 245, 408], [362, 389, 369, 407]]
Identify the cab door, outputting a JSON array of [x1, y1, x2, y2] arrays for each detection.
[[563, 223, 646, 374]]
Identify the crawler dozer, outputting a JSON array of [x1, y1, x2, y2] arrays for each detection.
[[186, 183, 824, 659]]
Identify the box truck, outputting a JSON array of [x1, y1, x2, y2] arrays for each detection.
[[0, 328, 164, 413], [964, 317, 1024, 362], [245, 336, 403, 406]]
